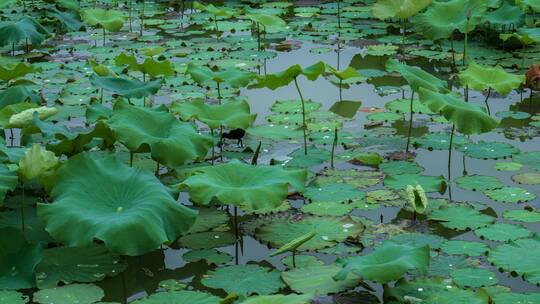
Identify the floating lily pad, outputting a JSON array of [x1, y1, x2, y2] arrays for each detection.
[[281, 264, 363, 296], [303, 183, 364, 203], [483, 187, 536, 203], [33, 284, 104, 304], [513, 152, 540, 171], [384, 173, 447, 193], [440, 240, 489, 257], [512, 172, 540, 185], [131, 290, 220, 304], [459, 141, 519, 160], [455, 175, 504, 192], [428, 205, 495, 230], [201, 265, 284, 296], [450, 268, 498, 288], [413, 132, 469, 151], [474, 223, 532, 242], [488, 236, 540, 285], [182, 249, 232, 265], [503, 209, 540, 223]]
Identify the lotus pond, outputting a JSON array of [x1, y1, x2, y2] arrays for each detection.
[[1, 0, 540, 303]]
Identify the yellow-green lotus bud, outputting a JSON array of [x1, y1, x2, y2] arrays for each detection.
[[406, 184, 428, 214]]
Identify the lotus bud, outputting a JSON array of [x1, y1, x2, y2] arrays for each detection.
[[405, 184, 428, 214]]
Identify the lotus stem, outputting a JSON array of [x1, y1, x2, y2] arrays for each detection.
[[465, 85, 469, 102], [21, 185, 25, 232], [216, 82, 222, 104], [256, 22, 261, 51], [211, 128, 215, 165], [155, 162, 160, 176], [401, 18, 406, 56], [449, 37, 456, 71], [330, 127, 338, 169], [25, 38, 28, 53], [251, 141, 261, 165], [462, 154, 468, 176], [292, 250, 297, 268], [234, 205, 239, 265], [339, 79, 343, 101], [11, 42, 15, 56], [102, 27, 106, 46], [140, 0, 145, 36], [405, 91, 415, 153], [293, 77, 308, 155], [129, 0, 133, 32], [448, 124, 456, 201], [484, 87, 491, 115], [9, 128, 14, 146], [130, 151, 134, 167]]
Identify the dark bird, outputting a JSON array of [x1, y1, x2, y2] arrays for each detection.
[[221, 128, 246, 147]]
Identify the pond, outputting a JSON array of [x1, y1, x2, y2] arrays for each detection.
[[1, 0, 540, 303]]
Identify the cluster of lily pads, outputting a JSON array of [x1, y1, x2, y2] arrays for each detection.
[[0, 0, 539, 303]]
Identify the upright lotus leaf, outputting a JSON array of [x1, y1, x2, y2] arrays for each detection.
[[0, 163, 17, 203], [80, 8, 125, 32], [0, 17, 49, 47], [37, 152, 197, 255], [89, 75, 162, 99], [485, 2, 523, 27], [172, 99, 256, 130], [18, 144, 59, 182], [186, 63, 254, 88], [88, 59, 116, 77], [459, 62, 525, 95], [0, 227, 42, 289], [0, 62, 40, 83], [107, 100, 212, 167], [0, 85, 40, 110], [385, 59, 448, 93], [246, 14, 287, 33], [193, 1, 235, 18], [372, 0, 432, 19], [334, 240, 430, 283], [250, 62, 326, 90], [179, 161, 306, 211], [325, 65, 361, 81], [418, 88, 498, 135], [519, 0, 540, 12], [114, 52, 174, 79], [411, 0, 488, 40]]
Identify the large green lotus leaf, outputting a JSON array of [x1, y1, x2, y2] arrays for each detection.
[[304, 183, 364, 203], [107, 101, 212, 167], [241, 294, 312, 304], [250, 62, 325, 90], [0, 17, 49, 46], [132, 290, 220, 304], [0, 85, 40, 110], [35, 245, 127, 288], [459, 62, 525, 95], [384, 173, 446, 193], [201, 265, 284, 296], [384, 278, 489, 304], [0, 163, 18, 204], [503, 209, 540, 223], [301, 201, 353, 217], [246, 14, 287, 33], [282, 264, 363, 296], [411, 0, 488, 40], [450, 268, 498, 288], [493, 292, 540, 304], [186, 63, 254, 87], [80, 9, 125, 32], [0, 227, 42, 289], [440, 240, 489, 257], [385, 59, 447, 93], [193, 1, 235, 17], [0, 62, 40, 83], [179, 161, 306, 211], [372, 0, 431, 19], [255, 215, 363, 251], [18, 144, 58, 182], [474, 223, 532, 242], [519, 0, 540, 12], [182, 249, 232, 265], [455, 175, 503, 191], [38, 152, 197, 256], [379, 160, 423, 175], [33, 284, 104, 304], [90, 75, 161, 99], [172, 99, 256, 130], [483, 186, 536, 203], [413, 132, 469, 151], [335, 241, 429, 283], [114, 53, 174, 79], [418, 88, 498, 135], [389, 232, 446, 250], [484, 3, 523, 27], [428, 205, 495, 230], [488, 236, 540, 285], [0, 290, 28, 304], [459, 141, 519, 159], [178, 231, 236, 249]]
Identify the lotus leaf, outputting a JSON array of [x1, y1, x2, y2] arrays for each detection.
[[182, 249, 232, 265], [450, 268, 498, 288], [493, 292, 540, 304], [513, 152, 540, 171], [441, 240, 489, 257], [386, 59, 448, 93], [132, 290, 220, 304], [246, 14, 287, 33], [0, 62, 40, 83], [172, 99, 256, 130], [107, 100, 212, 167], [38, 152, 197, 255], [35, 245, 126, 288], [115, 53, 174, 79], [411, 0, 488, 40], [488, 236, 540, 285], [8, 106, 58, 128], [201, 264, 284, 296], [413, 132, 469, 150], [81, 9, 125, 32], [250, 61, 325, 90], [0, 164, 18, 203], [0, 227, 42, 289], [304, 183, 364, 203], [459, 141, 519, 159], [512, 172, 540, 185], [90, 75, 162, 99], [33, 284, 104, 304], [0, 17, 49, 47], [428, 205, 494, 230], [459, 61, 525, 95], [384, 173, 446, 193], [0, 290, 28, 304], [186, 63, 254, 88], [255, 215, 363, 251], [179, 161, 306, 211], [335, 241, 429, 283], [18, 144, 58, 182], [241, 294, 312, 304], [503, 209, 540, 223], [379, 160, 423, 175], [281, 264, 364, 295], [372, 0, 432, 20], [178, 231, 236, 250], [483, 186, 536, 203], [455, 175, 503, 191], [475, 223, 532, 242]]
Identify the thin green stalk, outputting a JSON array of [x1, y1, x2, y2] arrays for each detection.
[[130, 151, 134, 167], [155, 162, 160, 176], [330, 127, 338, 169], [21, 185, 25, 232], [211, 128, 215, 165], [102, 27, 106, 45], [405, 91, 415, 153], [140, 0, 145, 36], [129, 0, 133, 32], [257, 22, 261, 51], [293, 77, 308, 155], [339, 79, 343, 101], [216, 82, 222, 104], [448, 124, 455, 201], [484, 87, 491, 115], [292, 250, 297, 268]]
